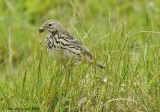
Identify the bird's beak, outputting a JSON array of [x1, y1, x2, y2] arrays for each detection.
[[39, 27, 44, 33]]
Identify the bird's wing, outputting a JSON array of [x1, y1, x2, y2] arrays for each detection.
[[61, 31, 93, 59], [79, 45, 93, 59], [61, 31, 83, 45], [65, 31, 93, 58]]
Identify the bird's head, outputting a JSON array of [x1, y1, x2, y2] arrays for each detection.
[[39, 20, 65, 34]]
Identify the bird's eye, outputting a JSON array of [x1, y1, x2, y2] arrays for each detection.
[[48, 23, 52, 26]]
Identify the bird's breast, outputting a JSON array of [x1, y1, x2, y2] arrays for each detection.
[[45, 34, 82, 62]]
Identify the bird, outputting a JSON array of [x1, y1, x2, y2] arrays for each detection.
[[39, 20, 105, 69]]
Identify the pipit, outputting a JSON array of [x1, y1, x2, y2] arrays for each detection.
[[39, 20, 105, 69]]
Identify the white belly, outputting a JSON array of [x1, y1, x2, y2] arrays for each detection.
[[48, 48, 80, 62]]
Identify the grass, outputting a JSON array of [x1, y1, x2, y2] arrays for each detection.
[[0, 0, 160, 111]]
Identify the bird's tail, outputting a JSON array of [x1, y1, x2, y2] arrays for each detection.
[[96, 61, 105, 69]]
